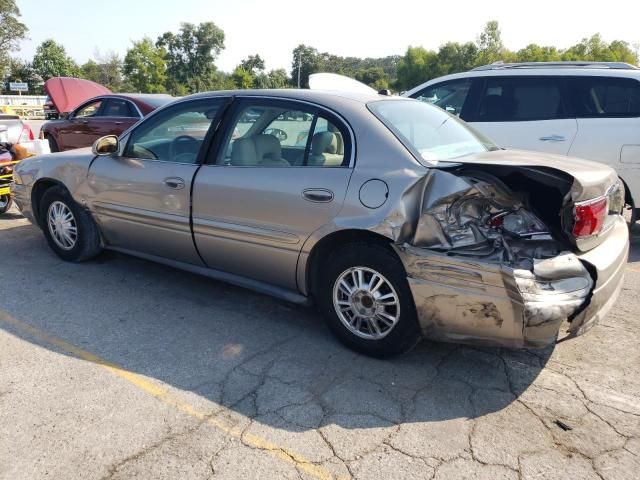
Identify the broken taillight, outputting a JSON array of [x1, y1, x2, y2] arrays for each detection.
[[18, 124, 34, 143], [573, 197, 608, 237]]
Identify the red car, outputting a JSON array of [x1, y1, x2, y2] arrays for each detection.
[[41, 77, 173, 152]]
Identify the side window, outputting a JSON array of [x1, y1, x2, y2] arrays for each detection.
[[411, 79, 472, 117], [102, 99, 138, 118], [569, 76, 640, 117], [74, 100, 103, 118], [124, 99, 222, 164], [474, 77, 566, 122], [215, 100, 349, 167]]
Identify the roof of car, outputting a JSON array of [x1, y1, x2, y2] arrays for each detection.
[[403, 63, 640, 97], [187, 88, 404, 105]]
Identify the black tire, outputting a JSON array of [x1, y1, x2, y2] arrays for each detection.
[[0, 194, 12, 214], [45, 134, 59, 153], [39, 186, 102, 262], [317, 243, 422, 357]]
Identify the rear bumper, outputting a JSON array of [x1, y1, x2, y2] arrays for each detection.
[[395, 216, 628, 348]]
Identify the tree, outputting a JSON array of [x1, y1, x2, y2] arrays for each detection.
[[80, 50, 123, 90], [436, 42, 478, 74], [291, 44, 322, 87], [2, 57, 41, 94], [231, 66, 253, 89], [0, 0, 27, 68], [123, 38, 167, 93], [253, 69, 290, 89], [157, 22, 225, 94], [355, 67, 389, 90], [515, 44, 561, 62], [396, 46, 438, 91], [562, 34, 638, 63], [240, 54, 265, 75], [32, 39, 79, 80], [476, 20, 506, 66]]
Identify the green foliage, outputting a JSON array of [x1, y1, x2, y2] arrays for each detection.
[[231, 67, 253, 89], [561, 34, 637, 63], [476, 20, 505, 66], [240, 54, 265, 75], [32, 39, 79, 80], [80, 51, 124, 91], [0, 0, 27, 68], [156, 21, 225, 94], [123, 38, 167, 93]]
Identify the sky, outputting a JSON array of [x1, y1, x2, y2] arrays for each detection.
[[14, 0, 640, 73]]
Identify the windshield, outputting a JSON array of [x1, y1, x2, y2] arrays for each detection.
[[368, 99, 498, 165]]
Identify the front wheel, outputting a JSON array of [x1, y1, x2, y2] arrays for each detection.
[[318, 243, 422, 357], [0, 194, 12, 214], [39, 186, 102, 262]]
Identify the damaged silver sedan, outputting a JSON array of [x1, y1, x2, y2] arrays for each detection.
[[12, 90, 628, 356]]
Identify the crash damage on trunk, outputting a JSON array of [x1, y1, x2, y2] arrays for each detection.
[[377, 167, 599, 348]]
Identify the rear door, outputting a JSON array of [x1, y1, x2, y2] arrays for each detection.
[[88, 97, 226, 264], [465, 76, 578, 155], [191, 97, 354, 290]]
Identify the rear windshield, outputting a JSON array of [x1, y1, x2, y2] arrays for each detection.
[[368, 99, 497, 164]]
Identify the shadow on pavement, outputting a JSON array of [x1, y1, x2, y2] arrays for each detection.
[[0, 223, 561, 433]]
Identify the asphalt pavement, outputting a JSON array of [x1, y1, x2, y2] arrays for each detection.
[[1, 205, 639, 480]]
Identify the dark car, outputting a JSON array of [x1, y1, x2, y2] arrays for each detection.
[[43, 96, 59, 120], [41, 94, 174, 152]]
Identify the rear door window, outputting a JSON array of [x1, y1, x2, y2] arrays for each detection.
[[568, 76, 640, 118], [471, 76, 567, 122], [410, 79, 472, 118], [102, 98, 139, 118]]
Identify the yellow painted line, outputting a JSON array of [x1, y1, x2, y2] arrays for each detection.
[[0, 310, 344, 480]]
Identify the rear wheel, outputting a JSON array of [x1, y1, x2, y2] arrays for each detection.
[[0, 194, 12, 214], [39, 186, 101, 262], [318, 243, 422, 357]]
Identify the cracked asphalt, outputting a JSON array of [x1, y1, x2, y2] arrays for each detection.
[[1, 204, 639, 480]]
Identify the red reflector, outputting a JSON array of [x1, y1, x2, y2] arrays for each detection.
[[573, 197, 608, 237]]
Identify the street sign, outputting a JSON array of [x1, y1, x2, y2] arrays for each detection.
[[9, 82, 28, 92]]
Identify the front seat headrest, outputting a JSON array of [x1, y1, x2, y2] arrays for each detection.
[[231, 137, 257, 166], [311, 131, 337, 155]]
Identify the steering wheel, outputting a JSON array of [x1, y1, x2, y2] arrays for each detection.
[[169, 135, 199, 163]]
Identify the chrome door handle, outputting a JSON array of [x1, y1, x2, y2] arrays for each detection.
[[81, 120, 89, 124], [164, 177, 185, 189], [303, 188, 334, 203], [539, 135, 566, 142], [114, 121, 123, 125]]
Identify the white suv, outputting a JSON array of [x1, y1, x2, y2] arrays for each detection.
[[404, 62, 640, 222]]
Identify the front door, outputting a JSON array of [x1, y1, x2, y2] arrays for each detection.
[[192, 98, 354, 290], [57, 99, 105, 151], [88, 97, 225, 264]]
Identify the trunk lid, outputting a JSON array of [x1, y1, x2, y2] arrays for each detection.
[[444, 149, 618, 203]]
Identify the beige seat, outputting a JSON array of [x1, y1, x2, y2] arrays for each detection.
[[308, 131, 344, 166], [230, 135, 290, 167]]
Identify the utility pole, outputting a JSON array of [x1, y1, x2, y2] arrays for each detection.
[[297, 52, 302, 88]]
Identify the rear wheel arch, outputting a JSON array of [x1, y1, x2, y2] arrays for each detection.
[[618, 175, 637, 224], [305, 229, 400, 300]]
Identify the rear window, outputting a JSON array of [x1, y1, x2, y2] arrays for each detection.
[[568, 76, 640, 118], [368, 100, 497, 164]]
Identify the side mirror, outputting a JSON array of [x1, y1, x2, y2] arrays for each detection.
[[92, 135, 119, 156]]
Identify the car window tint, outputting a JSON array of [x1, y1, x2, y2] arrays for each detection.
[[103, 99, 138, 118], [411, 79, 472, 117], [75, 100, 102, 118], [215, 101, 348, 167], [124, 99, 221, 164], [569, 76, 640, 117], [475, 77, 565, 122]]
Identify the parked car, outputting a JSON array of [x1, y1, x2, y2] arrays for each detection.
[[41, 76, 173, 152], [404, 61, 640, 223], [43, 96, 59, 120], [0, 114, 34, 144], [13, 89, 628, 356]]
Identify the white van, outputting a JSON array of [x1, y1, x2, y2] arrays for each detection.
[[404, 62, 640, 222]]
